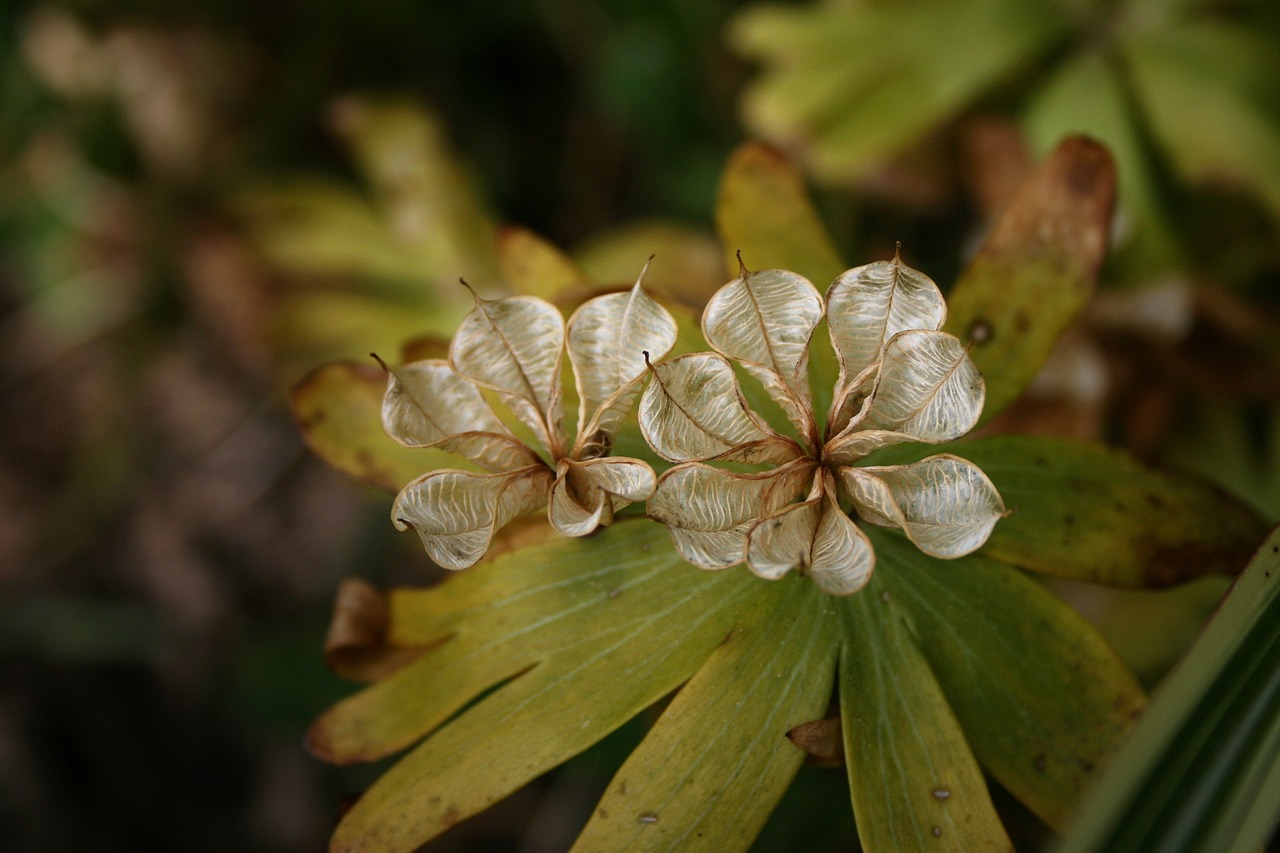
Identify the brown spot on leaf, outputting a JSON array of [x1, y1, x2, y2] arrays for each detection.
[[1034, 754, 1047, 772], [932, 826, 943, 838], [967, 318, 993, 345], [787, 717, 844, 767], [442, 806, 461, 827]]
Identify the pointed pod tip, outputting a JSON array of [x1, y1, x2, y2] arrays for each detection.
[[370, 352, 391, 372], [735, 249, 750, 278], [633, 255, 656, 289], [893, 241, 903, 264]]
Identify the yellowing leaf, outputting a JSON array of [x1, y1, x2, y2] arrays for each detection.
[[570, 575, 837, 853], [841, 455, 1006, 559], [323, 522, 766, 852], [639, 352, 801, 464], [944, 136, 1115, 423], [450, 293, 567, 454], [647, 460, 815, 570], [391, 467, 554, 569], [567, 277, 678, 449], [496, 225, 587, 300], [380, 358, 543, 472], [290, 360, 475, 492], [840, 572, 1013, 852], [872, 530, 1146, 829], [702, 267, 824, 445]]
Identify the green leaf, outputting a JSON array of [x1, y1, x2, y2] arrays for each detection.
[[570, 575, 838, 853], [944, 137, 1115, 423], [839, 571, 1012, 852], [1124, 23, 1280, 227], [870, 436, 1268, 588], [317, 521, 766, 852], [1059, 524, 1280, 853], [714, 142, 845, 286], [1023, 51, 1183, 277], [872, 530, 1145, 829], [732, 0, 1069, 185], [290, 360, 472, 492], [714, 142, 845, 423], [573, 219, 724, 308]]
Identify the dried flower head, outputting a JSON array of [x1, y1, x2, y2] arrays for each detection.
[[639, 249, 1006, 594], [383, 264, 677, 568]]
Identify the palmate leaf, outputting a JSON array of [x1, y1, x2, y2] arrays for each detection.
[[315, 522, 768, 850], [570, 573, 838, 852], [313, 518, 1152, 852], [867, 435, 1268, 588]]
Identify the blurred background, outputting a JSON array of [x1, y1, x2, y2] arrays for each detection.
[[1, 1, 1278, 850]]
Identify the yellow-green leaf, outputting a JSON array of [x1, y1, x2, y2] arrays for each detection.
[[571, 574, 838, 853], [290, 360, 474, 492], [840, 572, 1012, 852], [496, 225, 587, 301], [873, 529, 1145, 829], [319, 521, 764, 852], [944, 136, 1115, 423]]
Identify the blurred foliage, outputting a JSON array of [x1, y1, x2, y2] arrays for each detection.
[[732, 0, 1280, 290]]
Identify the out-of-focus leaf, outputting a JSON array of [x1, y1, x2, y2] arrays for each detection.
[[732, 0, 1069, 186], [290, 360, 471, 492], [714, 142, 844, 422], [843, 455, 1005, 559], [570, 574, 837, 853], [839, 572, 1012, 852], [714, 143, 844, 287], [871, 530, 1145, 830], [1125, 23, 1280, 226], [872, 436, 1268, 587], [573, 220, 723, 307], [944, 136, 1115, 422], [317, 521, 766, 852], [322, 578, 433, 683], [702, 268, 823, 443], [1059, 524, 1280, 853], [639, 353, 800, 464], [332, 97, 501, 287], [1023, 51, 1182, 277], [496, 225, 587, 301]]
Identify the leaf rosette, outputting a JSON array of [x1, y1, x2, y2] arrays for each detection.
[[384, 264, 678, 568], [640, 249, 1005, 594]]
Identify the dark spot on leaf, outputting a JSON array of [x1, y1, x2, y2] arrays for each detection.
[[442, 806, 461, 827], [1034, 455, 1047, 467], [1078, 758, 1095, 774], [598, 808, 608, 819], [966, 318, 993, 345], [1034, 754, 1047, 772], [931, 826, 942, 838]]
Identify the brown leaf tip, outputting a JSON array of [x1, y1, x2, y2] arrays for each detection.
[[736, 249, 750, 278], [370, 352, 391, 372]]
